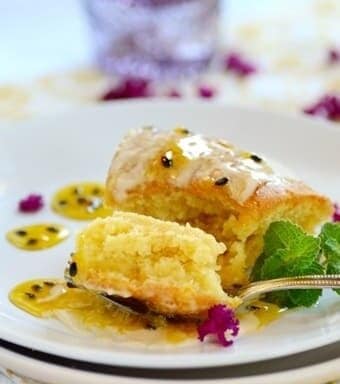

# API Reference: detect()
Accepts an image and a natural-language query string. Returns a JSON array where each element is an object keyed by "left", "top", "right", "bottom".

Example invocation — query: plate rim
[
  {"left": 1, "top": 98, "right": 339, "bottom": 135},
  {"left": 0, "top": 338, "right": 340, "bottom": 382},
  {"left": 1, "top": 100, "right": 339, "bottom": 370}
]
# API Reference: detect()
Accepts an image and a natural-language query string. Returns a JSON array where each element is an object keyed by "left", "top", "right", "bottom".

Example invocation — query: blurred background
[{"left": 0, "top": 0, "right": 339, "bottom": 121}]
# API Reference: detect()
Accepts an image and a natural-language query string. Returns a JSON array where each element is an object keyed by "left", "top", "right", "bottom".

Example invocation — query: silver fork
[
  {"left": 237, "top": 274, "right": 340, "bottom": 302},
  {"left": 66, "top": 271, "right": 340, "bottom": 317}
]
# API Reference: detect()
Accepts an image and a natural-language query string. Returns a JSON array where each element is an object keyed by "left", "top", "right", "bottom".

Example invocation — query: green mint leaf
[
  {"left": 320, "top": 222, "right": 340, "bottom": 257},
  {"left": 263, "top": 221, "right": 305, "bottom": 256},
  {"left": 260, "top": 250, "right": 287, "bottom": 280},
  {"left": 263, "top": 221, "right": 320, "bottom": 265},
  {"left": 250, "top": 252, "right": 266, "bottom": 282},
  {"left": 287, "top": 261, "right": 324, "bottom": 307},
  {"left": 320, "top": 222, "right": 340, "bottom": 295},
  {"left": 265, "top": 291, "right": 295, "bottom": 308},
  {"left": 261, "top": 254, "right": 323, "bottom": 308},
  {"left": 252, "top": 221, "right": 323, "bottom": 307}
]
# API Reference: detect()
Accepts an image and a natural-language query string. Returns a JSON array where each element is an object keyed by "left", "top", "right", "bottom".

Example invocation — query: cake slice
[
  {"left": 67, "top": 211, "right": 240, "bottom": 317},
  {"left": 105, "top": 128, "right": 333, "bottom": 288}
]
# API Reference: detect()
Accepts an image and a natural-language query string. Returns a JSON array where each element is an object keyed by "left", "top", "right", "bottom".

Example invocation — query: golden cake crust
[{"left": 105, "top": 129, "right": 332, "bottom": 287}]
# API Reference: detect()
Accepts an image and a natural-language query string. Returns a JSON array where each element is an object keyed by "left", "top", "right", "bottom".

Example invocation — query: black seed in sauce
[
  {"left": 92, "top": 188, "right": 100, "bottom": 195},
  {"left": 246, "top": 304, "right": 261, "bottom": 311},
  {"left": 145, "top": 322, "right": 157, "bottom": 330},
  {"left": 43, "top": 281, "right": 55, "bottom": 287},
  {"left": 69, "top": 262, "right": 78, "bottom": 277},
  {"left": 58, "top": 199, "right": 67, "bottom": 206},
  {"left": 214, "top": 177, "right": 229, "bottom": 186},
  {"left": 178, "top": 128, "right": 190, "bottom": 135},
  {"left": 25, "top": 292, "right": 36, "bottom": 299},
  {"left": 46, "top": 226, "right": 59, "bottom": 233},
  {"left": 31, "top": 284, "right": 42, "bottom": 292},
  {"left": 15, "top": 230, "right": 27, "bottom": 237},
  {"left": 67, "top": 281, "right": 77, "bottom": 288},
  {"left": 250, "top": 154, "right": 262, "bottom": 163},
  {"left": 73, "top": 187, "right": 80, "bottom": 195},
  {"left": 26, "top": 238, "right": 38, "bottom": 246},
  {"left": 77, "top": 197, "right": 88, "bottom": 205},
  {"left": 161, "top": 152, "right": 173, "bottom": 168}
]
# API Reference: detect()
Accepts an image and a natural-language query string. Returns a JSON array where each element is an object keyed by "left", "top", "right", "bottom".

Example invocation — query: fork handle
[{"left": 238, "top": 275, "right": 340, "bottom": 301}]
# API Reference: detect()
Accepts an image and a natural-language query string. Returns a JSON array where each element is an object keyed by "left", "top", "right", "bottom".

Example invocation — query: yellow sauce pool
[
  {"left": 51, "top": 182, "right": 112, "bottom": 220},
  {"left": 6, "top": 224, "right": 69, "bottom": 251},
  {"left": 239, "top": 300, "right": 286, "bottom": 328},
  {"left": 9, "top": 279, "right": 284, "bottom": 344},
  {"left": 9, "top": 279, "right": 197, "bottom": 343},
  {"left": 249, "top": 300, "right": 285, "bottom": 326}
]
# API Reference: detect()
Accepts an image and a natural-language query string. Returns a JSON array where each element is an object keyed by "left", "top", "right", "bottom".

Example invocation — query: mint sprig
[
  {"left": 251, "top": 220, "right": 340, "bottom": 308},
  {"left": 320, "top": 222, "right": 340, "bottom": 295}
]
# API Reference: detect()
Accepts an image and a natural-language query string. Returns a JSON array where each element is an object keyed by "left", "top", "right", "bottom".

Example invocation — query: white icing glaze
[
  {"left": 108, "top": 129, "right": 287, "bottom": 204},
  {"left": 108, "top": 128, "right": 169, "bottom": 201}
]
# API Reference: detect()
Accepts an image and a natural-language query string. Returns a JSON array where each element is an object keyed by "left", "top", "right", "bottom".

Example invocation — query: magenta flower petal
[
  {"left": 167, "top": 89, "right": 181, "bottom": 98},
  {"left": 224, "top": 52, "right": 257, "bottom": 77},
  {"left": 198, "top": 85, "right": 215, "bottom": 99},
  {"left": 217, "top": 331, "right": 233, "bottom": 347},
  {"left": 100, "top": 78, "right": 152, "bottom": 101},
  {"left": 303, "top": 94, "right": 340, "bottom": 121},
  {"left": 197, "top": 305, "right": 239, "bottom": 347},
  {"left": 333, "top": 204, "right": 340, "bottom": 222},
  {"left": 328, "top": 49, "right": 340, "bottom": 64},
  {"left": 18, "top": 194, "right": 44, "bottom": 213}
]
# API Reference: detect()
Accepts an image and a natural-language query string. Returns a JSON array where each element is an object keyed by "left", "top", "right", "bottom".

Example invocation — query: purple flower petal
[
  {"left": 167, "top": 89, "right": 181, "bottom": 98},
  {"left": 303, "top": 94, "right": 340, "bottom": 121},
  {"left": 224, "top": 52, "right": 257, "bottom": 77},
  {"left": 197, "top": 304, "right": 239, "bottom": 347},
  {"left": 328, "top": 49, "right": 340, "bottom": 64},
  {"left": 18, "top": 194, "right": 44, "bottom": 213},
  {"left": 333, "top": 204, "right": 340, "bottom": 222},
  {"left": 198, "top": 85, "right": 215, "bottom": 99},
  {"left": 100, "top": 78, "right": 152, "bottom": 101}
]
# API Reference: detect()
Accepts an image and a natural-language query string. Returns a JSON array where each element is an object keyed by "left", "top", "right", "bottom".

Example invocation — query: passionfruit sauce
[
  {"left": 9, "top": 278, "right": 284, "bottom": 344},
  {"left": 51, "top": 182, "right": 112, "bottom": 220},
  {"left": 9, "top": 279, "right": 197, "bottom": 344},
  {"left": 6, "top": 224, "right": 69, "bottom": 250}
]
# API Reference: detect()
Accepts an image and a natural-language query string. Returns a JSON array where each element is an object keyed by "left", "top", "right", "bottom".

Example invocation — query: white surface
[
  {"left": 0, "top": 102, "right": 339, "bottom": 374},
  {"left": 0, "top": 0, "right": 90, "bottom": 82},
  {"left": 0, "top": 346, "right": 339, "bottom": 384}
]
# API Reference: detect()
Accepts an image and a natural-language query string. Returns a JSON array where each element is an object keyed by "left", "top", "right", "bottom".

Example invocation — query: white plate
[{"left": 0, "top": 101, "right": 340, "bottom": 382}]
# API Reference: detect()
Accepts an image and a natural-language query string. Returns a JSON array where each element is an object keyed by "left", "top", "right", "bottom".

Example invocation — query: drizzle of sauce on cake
[
  {"left": 6, "top": 224, "right": 69, "bottom": 250},
  {"left": 51, "top": 182, "right": 112, "bottom": 220},
  {"left": 107, "top": 128, "right": 285, "bottom": 204}
]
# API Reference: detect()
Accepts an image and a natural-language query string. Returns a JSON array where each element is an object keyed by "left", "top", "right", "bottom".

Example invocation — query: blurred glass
[{"left": 84, "top": 0, "right": 220, "bottom": 79}]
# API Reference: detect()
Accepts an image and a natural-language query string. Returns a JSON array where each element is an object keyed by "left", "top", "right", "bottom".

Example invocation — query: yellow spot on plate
[
  {"left": 51, "top": 182, "right": 112, "bottom": 220},
  {"left": 6, "top": 224, "right": 69, "bottom": 251},
  {"left": 239, "top": 300, "right": 286, "bottom": 329}
]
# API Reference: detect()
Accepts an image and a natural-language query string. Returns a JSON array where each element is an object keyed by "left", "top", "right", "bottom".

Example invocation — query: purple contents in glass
[{"left": 85, "top": 0, "right": 220, "bottom": 79}]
